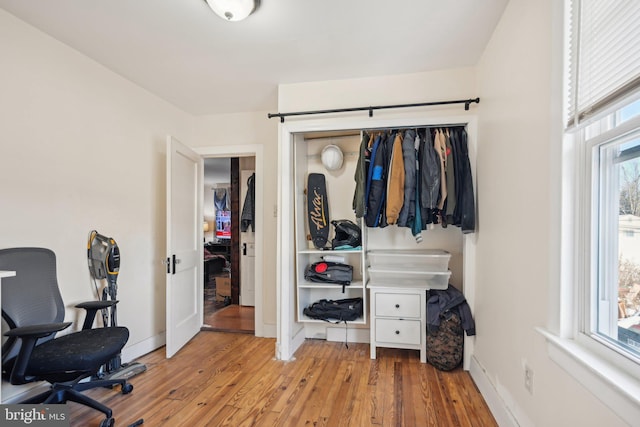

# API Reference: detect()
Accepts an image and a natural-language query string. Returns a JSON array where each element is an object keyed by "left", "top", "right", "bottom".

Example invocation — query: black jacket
[
  {"left": 364, "top": 134, "right": 388, "bottom": 227},
  {"left": 240, "top": 173, "right": 255, "bottom": 232}
]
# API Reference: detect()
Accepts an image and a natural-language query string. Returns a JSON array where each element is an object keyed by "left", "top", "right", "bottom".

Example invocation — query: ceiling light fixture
[{"left": 204, "top": 0, "right": 258, "bottom": 22}]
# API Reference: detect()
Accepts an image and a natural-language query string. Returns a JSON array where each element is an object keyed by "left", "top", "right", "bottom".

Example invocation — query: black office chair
[{"left": 0, "top": 247, "right": 133, "bottom": 427}]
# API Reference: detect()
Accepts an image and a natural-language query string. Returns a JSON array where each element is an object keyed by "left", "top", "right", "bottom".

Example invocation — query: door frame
[{"left": 195, "top": 144, "right": 264, "bottom": 337}]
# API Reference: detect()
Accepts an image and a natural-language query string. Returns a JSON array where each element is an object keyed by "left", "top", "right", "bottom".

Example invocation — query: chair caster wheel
[
  {"left": 100, "top": 417, "right": 115, "bottom": 427},
  {"left": 122, "top": 383, "right": 134, "bottom": 394}
]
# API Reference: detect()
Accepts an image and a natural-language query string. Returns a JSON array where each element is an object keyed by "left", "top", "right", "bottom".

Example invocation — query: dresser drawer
[
  {"left": 375, "top": 319, "right": 421, "bottom": 345},
  {"left": 374, "top": 293, "right": 421, "bottom": 318}
]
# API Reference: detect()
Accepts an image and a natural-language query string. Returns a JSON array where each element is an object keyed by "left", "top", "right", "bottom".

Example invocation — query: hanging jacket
[
  {"left": 419, "top": 128, "right": 440, "bottom": 227},
  {"left": 456, "top": 128, "right": 476, "bottom": 233},
  {"left": 427, "top": 284, "right": 476, "bottom": 336},
  {"left": 377, "top": 132, "right": 395, "bottom": 229},
  {"left": 444, "top": 129, "right": 456, "bottom": 222},
  {"left": 397, "top": 129, "right": 417, "bottom": 228},
  {"left": 365, "top": 134, "right": 387, "bottom": 227},
  {"left": 411, "top": 145, "right": 423, "bottom": 242},
  {"left": 353, "top": 132, "right": 370, "bottom": 218},
  {"left": 450, "top": 128, "right": 463, "bottom": 227},
  {"left": 240, "top": 172, "right": 255, "bottom": 232},
  {"left": 435, "top": 129, "right": 448, "bottom": 211},
  {"left": 385, "top": 132, "right": 405, "bottom": 225}
]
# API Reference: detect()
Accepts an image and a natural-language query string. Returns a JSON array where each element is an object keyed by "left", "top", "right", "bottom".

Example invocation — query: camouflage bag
[{"left": 426, "top": 311, "right": 464, "bottom": 371}]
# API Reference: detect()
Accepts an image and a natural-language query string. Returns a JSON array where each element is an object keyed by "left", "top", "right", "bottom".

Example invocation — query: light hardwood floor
[{"left": 70, "top": 332, "right": 497, "bottom": 427}]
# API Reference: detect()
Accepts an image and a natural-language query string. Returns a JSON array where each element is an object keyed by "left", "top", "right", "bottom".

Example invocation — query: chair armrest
[
  {"left": 4, "top": 322, "right": 72, "bottom": 339},
  {"left": 76, "top": 300, "right": 119, "bottom": 330},
  {"left": 75, "top": 300, "right": 118, "bottom": 310},
  {"left": 4, "top": 322, "right": 72, "bottom": 385}
]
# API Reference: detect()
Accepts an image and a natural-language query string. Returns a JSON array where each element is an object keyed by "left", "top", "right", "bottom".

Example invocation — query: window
[
  {"left": 567, "top": 0, "right": 640, "bottom": 371},
  {"left": 587, "top": 111, "right": 640, "bottom": 363}
]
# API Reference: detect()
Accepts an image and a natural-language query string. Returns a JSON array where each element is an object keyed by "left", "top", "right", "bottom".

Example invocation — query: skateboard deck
[{"left": 307, "top": 173, "right": 330, "bottom": 249}]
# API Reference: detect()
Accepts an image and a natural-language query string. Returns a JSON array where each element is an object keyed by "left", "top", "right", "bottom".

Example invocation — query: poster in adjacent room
[{"left": 216, "top": 210, "right": 231, "bottom": 239}]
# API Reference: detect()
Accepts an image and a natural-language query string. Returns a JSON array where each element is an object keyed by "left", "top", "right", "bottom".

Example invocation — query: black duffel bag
[
  {"left": 304, "top": 261, "right": 353, "bottom": 289},
  {"left": 303, "top": 298, "right": 363, "bottom": 322}
]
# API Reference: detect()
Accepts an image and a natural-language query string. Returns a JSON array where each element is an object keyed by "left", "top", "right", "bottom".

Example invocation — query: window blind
[{"left": 567, "top": 0, "right": 640, "bottom": 127}]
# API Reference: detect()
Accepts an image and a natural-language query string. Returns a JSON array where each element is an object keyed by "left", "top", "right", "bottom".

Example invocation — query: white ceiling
[{"left": 0, "top": 0, "right": 508, "bottom": 115}]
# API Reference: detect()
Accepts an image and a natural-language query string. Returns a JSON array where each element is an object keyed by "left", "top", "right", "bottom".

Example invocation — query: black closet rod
[{"left": 267, "top": 97, "right": 480, "bottom": 123}]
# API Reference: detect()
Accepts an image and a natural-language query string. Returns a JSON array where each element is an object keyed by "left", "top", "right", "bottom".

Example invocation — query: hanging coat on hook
[{"left": 241, "top": 172, "right": 255, "bottom": 232}]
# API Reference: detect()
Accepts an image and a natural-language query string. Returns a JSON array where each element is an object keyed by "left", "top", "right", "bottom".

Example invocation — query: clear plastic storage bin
[
  {"left": 367, "top": 249, "right": 450, "bottom": 271},
  {"left": 367, "top": 268, "right": 451, "bottom": 290}
]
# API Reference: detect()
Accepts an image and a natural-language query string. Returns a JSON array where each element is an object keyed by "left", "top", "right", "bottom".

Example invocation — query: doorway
[{"left": 202, "top": 156, "right": 256, "bottom": 334}]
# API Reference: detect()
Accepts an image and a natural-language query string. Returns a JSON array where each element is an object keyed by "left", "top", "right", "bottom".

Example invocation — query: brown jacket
[{"left": 386, "top": 132, "right": 405, "bottom": 224}]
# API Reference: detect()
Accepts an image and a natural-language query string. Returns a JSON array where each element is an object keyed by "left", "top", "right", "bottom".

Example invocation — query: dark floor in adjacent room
[{"left": 203, "top": 274, "right": 254, "bottom": 334}]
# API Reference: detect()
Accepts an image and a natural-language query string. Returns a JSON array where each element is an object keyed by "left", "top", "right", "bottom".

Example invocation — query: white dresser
[{"left": 366, "top": 250, "right": 450, "bottom": 363}]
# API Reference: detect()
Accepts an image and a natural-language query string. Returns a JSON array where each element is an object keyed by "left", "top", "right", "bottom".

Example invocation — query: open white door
[
  {"left": 240, "top": 170, "right": 256, "bottom": 306},
  {"left": 166, "top": 135, "right": 202, "bottom": 358}
]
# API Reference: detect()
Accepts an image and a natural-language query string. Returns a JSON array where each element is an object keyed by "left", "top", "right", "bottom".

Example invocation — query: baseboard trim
[
  {"left": 285, "top": 326, "right": 307, "bottom": 360},
  {"left": 121, "top": 332, "right": 165, "bottom": 362},
  {"left": 469, "top": 356, "right": 518, "bottom": 427},
  {"left": 1, "top": 382, "right": 49, "bottom": 404},
  {"left": 261, "top": 323, "right": 277, "bottom": 338}
]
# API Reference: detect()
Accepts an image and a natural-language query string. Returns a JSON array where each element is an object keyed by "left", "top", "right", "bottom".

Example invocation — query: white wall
[
  {"left": 278, "top": 67, "right": 478, "bottom": 114},
  {"left": 475, "top": 0, "right": 627, "bottom": 426},
  {"left": 0, "top": 10, "right": 193, "bottom": 400},
  {"left": 193, "top": 112, "right": 278, "bottom": 330}
]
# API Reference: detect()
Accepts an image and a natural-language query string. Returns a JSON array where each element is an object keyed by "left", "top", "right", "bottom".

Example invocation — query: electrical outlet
[{"left": 524, "top": 365, "right": 534, "bottom": 394}]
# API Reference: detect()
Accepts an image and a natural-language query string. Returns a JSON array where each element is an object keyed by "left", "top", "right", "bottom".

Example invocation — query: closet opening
[
  {"left": 202, "top": 156, "right": 256, "bottom": 334},
  {"left": 277, "top": 115, "right": 478, "bottom": 367}
]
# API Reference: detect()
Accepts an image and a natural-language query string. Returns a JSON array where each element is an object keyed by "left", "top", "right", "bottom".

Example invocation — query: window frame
[
  {"left": 576, "top": 112, "right": 640, "bottom": 374},
  {"left": 538, "top": 108, "right": 640, "bottom": 426}
]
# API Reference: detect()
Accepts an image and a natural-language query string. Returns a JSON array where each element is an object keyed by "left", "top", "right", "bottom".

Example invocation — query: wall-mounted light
[{"left": 204, "top": 0, "right": 258, "bottom": 22}]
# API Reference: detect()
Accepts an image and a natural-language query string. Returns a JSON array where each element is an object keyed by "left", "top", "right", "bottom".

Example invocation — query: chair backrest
[{"left": 0, "top": 248, "right": 66, "bottom": 363}]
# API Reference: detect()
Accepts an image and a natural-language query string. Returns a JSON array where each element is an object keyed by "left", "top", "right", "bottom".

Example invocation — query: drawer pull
[
  {"left": 395, "top": 304, "right": 400, "bottom": 308},
  {"left": 395, "top": 330, "right": 400, "bottom": 335}
]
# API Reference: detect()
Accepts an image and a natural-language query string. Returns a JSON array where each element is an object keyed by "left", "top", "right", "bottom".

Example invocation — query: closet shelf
[
  {"left": 297, "top": 249, "right": 363, "bottom": 255},
  {"left": 298, "top": 314, "right": 366, "bottom": 324},
  {"left": 298, "top": 280, "right": 364, "bottom": 289}
]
